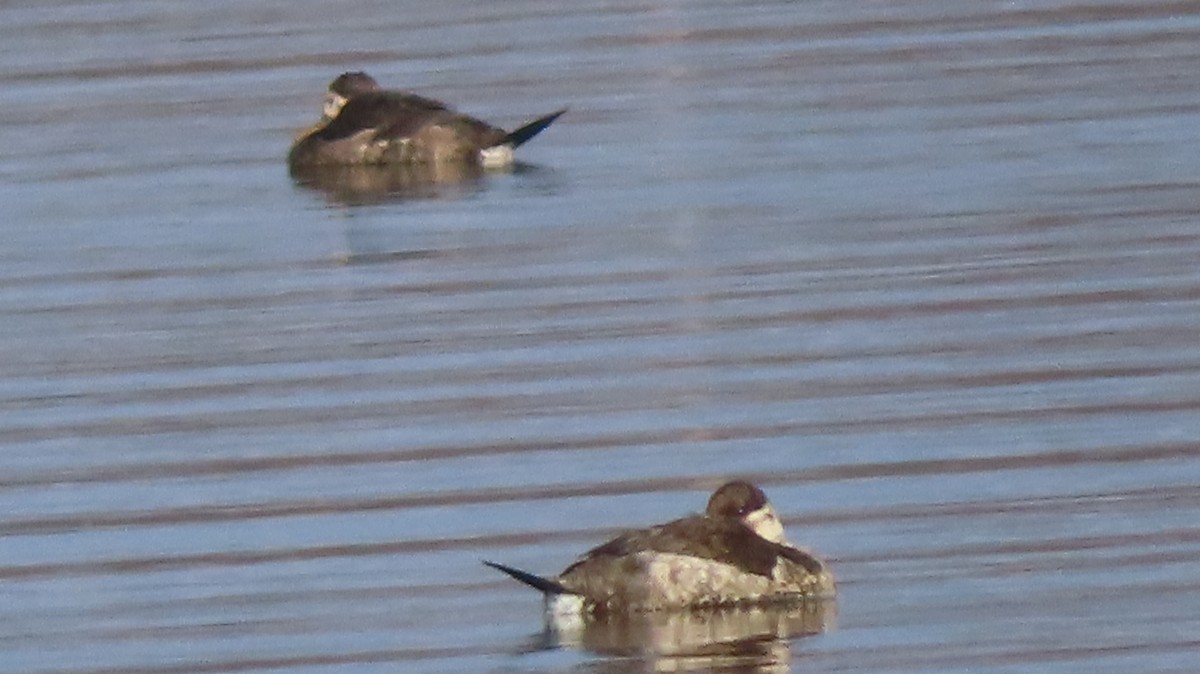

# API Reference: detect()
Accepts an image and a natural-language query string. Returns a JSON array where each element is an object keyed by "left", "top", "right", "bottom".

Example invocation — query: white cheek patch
[
  {"left": 323, "top": 93, "right": 348, "bottom": 121},
  {"left": 744, "top": 505, "right": 786, "bottom": 544}
]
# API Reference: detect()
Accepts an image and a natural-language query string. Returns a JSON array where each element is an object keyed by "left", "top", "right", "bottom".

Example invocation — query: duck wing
[
  {"left": 316, "top": 91, "right": 451, "bottom": 141},
  {"left": 564, "top": 516, "right": 782, "bottom": 578}
]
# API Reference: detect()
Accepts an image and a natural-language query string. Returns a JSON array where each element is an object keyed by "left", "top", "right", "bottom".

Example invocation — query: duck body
[
  {"left": 288, "top": 72, "right": 564, "bottom": 168},
  {"left": 485, "top": 481, "right": 835, "bottom": 615}
]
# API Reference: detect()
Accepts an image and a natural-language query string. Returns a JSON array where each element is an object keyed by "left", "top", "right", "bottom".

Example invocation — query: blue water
[{"left": 3, "top": 1, "right": 1200, "bottom": 673}]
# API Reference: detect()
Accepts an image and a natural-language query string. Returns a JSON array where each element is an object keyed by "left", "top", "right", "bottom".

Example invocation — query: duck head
[
  {"left": 706, "top": 481, "right": 787, "bottom": 544},
  {"left": 322, "top": 71, "right": 380, "bottom": 121}
]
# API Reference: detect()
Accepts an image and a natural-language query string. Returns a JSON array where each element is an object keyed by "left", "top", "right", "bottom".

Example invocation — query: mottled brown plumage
[
  {"left": 288, "top": 71, "right": 565, "bottom": 167},
  {"left": 485, "top": 481, "right": 835, "bottom": 613}
]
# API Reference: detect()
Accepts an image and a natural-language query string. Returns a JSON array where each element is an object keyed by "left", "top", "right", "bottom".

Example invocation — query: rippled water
[{"left": 3, "top": 1, "right": 1200, "bottom": 673}]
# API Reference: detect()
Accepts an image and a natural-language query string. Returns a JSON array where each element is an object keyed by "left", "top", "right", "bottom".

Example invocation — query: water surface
[{"left": 3, "top": 1, "right": 1200, "bottom": 673}]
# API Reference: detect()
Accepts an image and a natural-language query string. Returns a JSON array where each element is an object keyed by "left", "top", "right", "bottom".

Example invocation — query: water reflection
[
  {"left": 527, "top": 601, "right": 834, "bottom": 673},
  {"left": 5, "top": 0, "right": 1200, "bottom": 672},
  {"left": 288, "top": 161, "right": 489, "bottom": 205},
  {"left": 288, "top": 160, "right": 561, "bottom": 205}
]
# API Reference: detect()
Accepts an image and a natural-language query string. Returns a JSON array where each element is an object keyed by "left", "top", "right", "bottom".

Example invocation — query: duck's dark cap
[
  {"left": 329, "top": 71, "right": 380, "bottom": 98},
  {"left": 706, "top": 481, "right": 769, "bottom": 518}
]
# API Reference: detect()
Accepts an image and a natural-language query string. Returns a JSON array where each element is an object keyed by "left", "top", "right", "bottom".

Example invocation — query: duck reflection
[
  {"left": 530, "top": 600, "right": 834, "bottom": 673},
  {"left": 288, "top": 161, "right": 492, "bottom": 206}
]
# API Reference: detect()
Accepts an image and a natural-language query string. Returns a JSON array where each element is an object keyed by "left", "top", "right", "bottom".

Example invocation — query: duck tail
[
  {"left": 483, "top": 560, "right": 570, "bottom": 595},
  {"left": 500, "top": 108, "right": 567, "bottom": 149}
]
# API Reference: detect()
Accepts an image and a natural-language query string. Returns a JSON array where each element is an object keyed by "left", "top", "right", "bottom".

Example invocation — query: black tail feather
[
  {"left": 500, "top": 108, "right": 567, "bottom": 149},
  {"left": 483, "top": 560, "right": 569, "bottom": 595}
]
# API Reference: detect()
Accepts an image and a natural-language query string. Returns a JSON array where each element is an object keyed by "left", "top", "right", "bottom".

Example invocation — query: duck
[
  {"left": 484, "top": 481, "right": 835, "bottom": 615},
  {"left": 288, "top": 71, "right": 566, "bottom": 168}
]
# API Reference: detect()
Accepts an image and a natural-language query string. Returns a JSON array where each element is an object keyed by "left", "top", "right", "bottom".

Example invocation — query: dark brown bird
[{"left": 289, "top": 71, "right": 565, "bottom": 168}]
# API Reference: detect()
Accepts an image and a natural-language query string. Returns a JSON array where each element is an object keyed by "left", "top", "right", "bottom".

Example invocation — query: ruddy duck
[
  {"left": 485, "top": 481, "right": 835, "bottom": 614},
  {"left": 288, "top": 71, "right": 565, "bottom": 168}
]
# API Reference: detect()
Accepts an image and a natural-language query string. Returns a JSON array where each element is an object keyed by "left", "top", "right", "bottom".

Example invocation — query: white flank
[{"left": 638, "top": 551, "right": 773, "bottom": 607}]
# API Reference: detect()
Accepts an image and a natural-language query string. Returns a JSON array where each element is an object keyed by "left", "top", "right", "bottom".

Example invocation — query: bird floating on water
[
  {"left": 289, "top": 71, "right": 565, "bottom": 168},
  {"left": 484, "top": 481, "right": 835, "bottom": 616}
]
